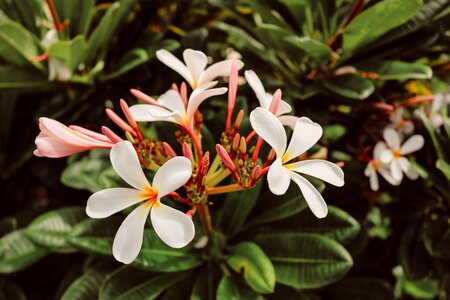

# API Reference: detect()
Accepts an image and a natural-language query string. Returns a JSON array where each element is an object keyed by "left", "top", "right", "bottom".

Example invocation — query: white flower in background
[
  {"left": 364, "top": 142, "right": 400, "bottom": 191},
  {"left": 245, "top": 70, "right": 298, "bottom": 129},
  {"left": 129, "top": 82, "right": 227, "bottom": 129},
  {"left": 41, "top": 29, "right": 71, "bottom": 81},
  {"left": 428, "top": 92, "right": 448, "bottom": 128},
  {"left": 250, "top": 108, "right": 344, "bottom": 218},
  {"left": 86, "top": 141, "right": 194, "bottom": 264},
  {"left": 156, "top": 48, "right": 244, "bottom": 89},
  {"left": 380, "top": 128, "right": 424, "bottom": 182},
  {"left": 388, "top": 107, "right": 414, "bottom": 135}
]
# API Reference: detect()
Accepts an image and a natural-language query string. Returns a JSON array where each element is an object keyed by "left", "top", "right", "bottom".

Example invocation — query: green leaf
[
  {"left": 0, "top": 279, "right": 27, "bottom": 300},
  {"left": 436, "top": 159, "right": 450, "bottom": 181},
  {"left": 323, "top": 73, "right": 375, "bottom": 100},
  {"left": 0, "top": 230, "right": 48, "bottom": 273},
  {"left": 227, "top": 242, "right": 275, "bottom": 294},
  {"left": 358, "top": 60, "right": 432, "bottom": 80},
  {"left": 54, "top": 0, "right": 95, "bottom": 36},
  {"left": 285, "top": 36, "right": 331, "bottom": 62},
  {"left": 343, "top": 0, "right": 423, "bottom": 55},
  {"left": 0, "top": 20, "right": 43, "bottom": 70},
  {"left": 217, "top": 276, "right": 264, "bottom": 300},
  {"left": 102, "top": 48, "right": 149, "bottom": 81},
  {"left": 99, "top": 267, "right": 189, "bottom": 300},
  {"left": 47, "top": 36, "right": 87, "bottom": 72},
  {"left": 26, "top": 207, "right": 87, "bottom": 252},
  {"left": 218, "top": 181, "right": 262, "bottom": 234},
  {"left": 253, "top": 233, "right": 353, "bottom": 289},
  {"left": 422, "top": 215, "right": 450, "bottom": 259},
  {"left": 399, "top": 224, "right": 431, "bottom": 280},
  {"left": 0, "top": 65, "right": 55, "bottom": 91},
  {"left": 324, "top": 277, "right": 394, "bottom": 300}
]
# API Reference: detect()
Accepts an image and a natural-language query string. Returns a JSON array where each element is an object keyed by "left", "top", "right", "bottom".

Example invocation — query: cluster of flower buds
[{"left": 34, "top": 48, "right": 346, "bottom": 264}]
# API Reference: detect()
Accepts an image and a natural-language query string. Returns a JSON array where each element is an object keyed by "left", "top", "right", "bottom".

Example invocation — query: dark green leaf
[
  {"left": 102, "top": 48, "right": 149, "bottom": 81},
  {"left": 216, "top": 276, "right": 264, "bottom": 300},
  {"left": 436, "top": 159, "right": 450, "bottom": 181},
  {"left": 286, "top": 36, "right": 331, "bottom": 62},
  {"left": 422, "top": 215, "right": 450, "bottom": 259},
  {"left": 323, "top": 73, "right": 375, "bottom": 100},
  {"left": 324, "top": 276, "right": 394, "bottom": 300},
  {"left": 253, "top": 233, "right": 353, "bottom": 289},
  {"left": 358, "top": 60, "right": 432, "bottom": 80},
  {"left": 227, "top": 242, "right": 275, "bottom": 294},
  {"left": 47, "top": 35, "right": 87, "bottom": 72},
  {"left": 0, "top": 65, "right": 54, "bottom": 91}
]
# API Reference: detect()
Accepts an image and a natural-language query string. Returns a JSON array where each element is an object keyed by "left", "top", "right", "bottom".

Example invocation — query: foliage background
[{"left": 0, "top": 0, "right": 449, "bottom": 299}]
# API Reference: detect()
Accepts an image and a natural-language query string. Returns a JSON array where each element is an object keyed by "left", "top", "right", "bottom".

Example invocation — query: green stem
[{"left": 205, "top": 183, "right": 244, "bottom": 195}]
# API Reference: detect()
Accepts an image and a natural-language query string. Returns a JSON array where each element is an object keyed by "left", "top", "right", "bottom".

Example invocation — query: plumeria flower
[
  {"left": 34, "top": 117, "right": 115, "bottom": 158},
  {"left": 245, "top": 70, "right": 298, "bottom": 129},
  {"left": 250, "top": 108, "right": 344, "bottom": 218},
  {"left": 156, "top": 48, "right": 244, "bottom": 89},
  {"left": 41, "top": 29, "right": 71, "bottom": 81},
  {"left": 364, "top": 142, "right": 400, "bottom": 191},
  {"left": 380, "top": 128, "right": 424, "bottom": 182},
  {"left": 428, "top": 93, "right": 448, "bottom": 128},
  {"left": 129, "top": 82, "right": 227, "bottom": 129},
  {"left": 86, "top": 141, "right": 194, "bottom": 264},
  {"left": 388, "top": 107, "right": 414, "bottom": 135}
]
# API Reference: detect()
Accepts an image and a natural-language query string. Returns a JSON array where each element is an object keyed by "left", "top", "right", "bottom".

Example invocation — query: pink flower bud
[
  {"left": 130, "top": 89, "right": 158, "bottom": 105},
  {"left": 105, "top": 108, "right": 137, "bottom": 136},
  {"left": 162, "top": 142, "right": 177, "bottom": 158},
  {"left": 216, "top": 144, "right": 235, "bottom": 171},
  {"left": 101, "top": 126, "right": 123, "bottom": 143}
]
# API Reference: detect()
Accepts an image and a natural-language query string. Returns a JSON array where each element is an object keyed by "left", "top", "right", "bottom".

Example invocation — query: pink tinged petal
[
  {"left": 278, "top": 115, "right": 299, "bottom": 130},
  {"left": 373, "top": 142, "right": 387, "bottom": 160},
  {"left": 383, "top": 127, "right": 401, "bottom": 149},
  {"left": 156, "top": 50, "right": 193, "bottom": 84},
  {"left": 86, "top": 188, "right": 146, "bottom": 218},
  {"left": 369, "top": 171, "right": 379, "bottom": 191},
  {"left": 290, "top": 172, "right": 328, "bottom": 218},
  {"left": 391, "top": 160, "right": 403, "bottom": 182},
  {"left": 380, "top": 149, "right": 393, "bottom": 164},
  {"left": 378, "top": 168, "right": 401, "bottom": 186},
  {"left": 267, "top": 159, "right": 291, "bottom": 195},
  {"left": 403, "top": 121, "right": 414, "bottom": 134},
  {"left": 110, "top": 141, "right": 150, "bottom": 191},
  {"left": 245, "top": 70, "right": 268, "bottom": 107},
  {"left": 151, "top": 201, "right": 195, "bottom": 248},
  {"left": 69, "top": 125, "right": 112, "bottom": 143},
  {"left": 250, "top": 107, "right": 287, "bottom": 158},
  {"left": 183, "top": 49, "right": 208, "bottom": 84},
  {"left": 400, "top": 135, "right": 424, "bottom": 155},
  {"left": 199, "top": 59, "right": 244, "bottom": 86},
  {"left": 113, "top": 202, "right": 151, "bottom": 264},
  {"left": 288, "top": 159, "right": 344, "bottom": 187},
  {"left": 33, "top": 149, "right": 44, "bottom": 157},
  {"left": 284, "top": 117, "right": 323, "bottom": 162},
  {"left": 275, "top": 100, "right": 292, "bottom": 116},
  {"left": 152, "top": 156, "right": 192, "bottom": 199},
  {"left": 35, "top": 136, "right": 89, "bottom": 158},
  {"left": 186, "top": 87, "right": 228, "bottom": 121},
  {"left": 399, "top": 157, "right": 418, "bottom": 180},
  {"left": 158, "top": 90, "right": 187, "bottom": 115}
]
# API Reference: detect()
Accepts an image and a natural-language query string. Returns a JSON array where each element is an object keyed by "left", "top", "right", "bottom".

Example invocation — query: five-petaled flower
[
  {"left": 380, "top": 128, "right": 424, "bottom": 182},
  {"left": 156, "top": 48, "right": 244, "bottom": 89},
  {"left": 250, "top": 108, "right": 344, "bottom": 218},
  {"left": 388, "top": 107, "right": 414, "bottom": 135},
  {"left": 364, "top": 142, "right": 400, "bottom": 191},
  {"left": 86, "top": 141, "right": 194, "bottom": 264}
]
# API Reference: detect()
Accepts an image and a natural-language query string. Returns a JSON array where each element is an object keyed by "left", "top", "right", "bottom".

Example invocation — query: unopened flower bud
[
  {"left": 162, "top": 142, "right": 176, "bottom": 158},
  {"left": 232, "top": 133, "right": 240, "bottom": 151},
  {"left": 182, "top": 143, "right": 192, "bottom": 161},
  {"left": 130, "top": 89, "right": 157, "bottom": 105},
  {"left": 101, "top": 126, "right": 123, "bottom": 143},
  {"left": 239, "top": 137, "right": 246, "bottom": 153},
  {"left": 105, "top": 108, "right": 137, "bottom": 136},
  {"left": 233, "top": 109, "right": 244, "bottom": 131},
  {"left": 251, "top": 165, "right": 261, "bottom": 180},
  {"left": 268, "top": 89, "right": 282, "bottom": 115},
  {"left": 216, "top": 144, "right": 235, "bottom": 171},
  {"left": 120, "top": 99, "right": 138, "bottom": 129}
]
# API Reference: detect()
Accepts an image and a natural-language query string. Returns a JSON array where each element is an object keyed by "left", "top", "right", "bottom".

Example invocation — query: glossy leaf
[
  {"left": 253, "top": 233, "right": 353, "bottom": 289},
  {"left": 358, "top": 60, "right": 432, "bottom": 80},
  {"left": 323, "top": 73, "right": 375, "bottom": 100},
  {"left": 227, "top": 242, "right": 275, "bottom": 294},
  {"left": 286, "top": 36, "right": 331, "bottom": 62},
  {"left": 216, "top": 276, "right": 264, "bottom": 300}
]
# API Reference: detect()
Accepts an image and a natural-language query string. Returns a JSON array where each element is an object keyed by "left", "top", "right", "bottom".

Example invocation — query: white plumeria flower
[
  {"left": 42, "top": 29, "right": 71, "bottom": 81},
  {"left": 380, "top": 128, "right": 424, "bottom": 182},
  {"left": 388, "top": 107, "right": 414, "bottom": 135},
  {"left": 130, "top": 82, "right": 227, "bottom": 129},
  {"left": 156, "top": 48, "right": 244, "bottom": 89},
  {"left": 428, "top": 93, "right": 447, "bottom": 128},
  {"left": 86, "top": 141, "right": 194, "bottom": 264},
  {"left": 364, "top": 142, "right": 400, "bottom": 191},
  {"left": 245, "top": 70, "right": 298, "bottom": 129},
  {"left": 250, "top": 108, "right": 344, "bottom": 218}
]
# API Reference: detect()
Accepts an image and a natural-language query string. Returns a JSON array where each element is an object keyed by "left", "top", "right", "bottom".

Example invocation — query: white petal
[
  {"left": 400, "top": 135, "right": 424, "bottom": 155},
  {"left": 113, "top": 202, "right": 151, "bottom": 264},
  {"left": 110, "top": 141, "right": 150, "bottom": 190},
  {"left": 146, "top": 106, "right": 183, "bottom": 124},
  {"left": 430, "top": 114, "right": 443, "bottom": 128},
  {"left": 249, "top": 107, "right": 287, "bottom": 158},
  {"left": 380, "top": 149, "right": 393, "bottom": 164},
  {"left": 403, "top": 121, "right": 414, "bottom": 134},
  {"left": 152, "top": 157, "right": 192, "bottom": 199},
  {"left": 151, "top": 202, "right": 195, "bottom": 248},
  {"left": 158, "top": 89, "right": 186, "bottom": 115},
  {"left": 399, "top": 157, "right": 418, "bottom": 180},
  {"left": 290, "top": 172, "right": 328, "bottom": 218},
  {"left": 275, "top": 100, "right": 292, "bottom": 116},
  {"left": 245, "top": 70, "right": 268, "bottom": 107},
  {"left": 383, "top": 127, "right": 401, "bottom": 149},
  {"left": 364, "top": 163, "right": 373, "bottom": 177},
  {"left": 432, "top": 94, "right": 444, "bottom": 112},
  {"left": 156, "top": 50, "right": 193, "bottom": 84},
  {"left": 378, "top": 167, "right": 401, "bottom": 186},
  {"left": 373, "top": 142, "right": 387, "bottom": 160},
  {"left": 199, "top": 59, "right": 244, "bottom": 86},
  {"left": 186, "top": 87, "right": 227, "bottom": 121},
  {"left": 288, "top": 159, "right": 344, "bottom": 187},
  {"left": 284, "top": 117, "right": 323, "bottom": 162},
  {"left": 267, "top": 158, "right": 291, "bottom": 195},
  {"left": 86, "top": 188, "right": 146, "bottom": 218},
  {"left": 369, "top": 172, "right": 379, "bottom": 191},
  {"left": 130, "top": 104, "right": 159, "bottom": 122},
  {"left": 391, "top": 160, "right": 403, "bottom": 182},
  {"left": 278, "top": 115, "right": 299, "bottom": 130},
  {"left": 183, "top": 49, "right": 207, "bottom": 84}
]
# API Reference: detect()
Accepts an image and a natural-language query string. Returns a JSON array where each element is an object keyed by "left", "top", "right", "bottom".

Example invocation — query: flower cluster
[{"left": 34, "top": 48, "right": 346, "bottom": 264}]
